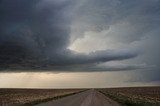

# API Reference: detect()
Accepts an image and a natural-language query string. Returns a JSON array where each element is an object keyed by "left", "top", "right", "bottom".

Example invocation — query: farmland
[
  {"left": 0, "top": 89, "right": 83, "bottom": 106},
  {"left": 98, "top": 86, "right": 160, "bottom": 106}
]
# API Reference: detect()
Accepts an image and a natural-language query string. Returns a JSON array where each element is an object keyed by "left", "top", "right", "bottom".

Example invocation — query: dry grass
[
  {"left": 98, "top": 86, "right": 160, "bottom": 106},
  {"left": 0, "top": 89, "right": 83, "bottom": 106}
]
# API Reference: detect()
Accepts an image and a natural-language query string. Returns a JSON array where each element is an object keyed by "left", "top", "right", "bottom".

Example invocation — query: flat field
[
  {"left": 0, "top": 88, "right": 83, "bottom": 106},
  {"left": 98, "top": 86, "right": 160, "bottom": 106},
  {"left": 1, "top": 87, "right": 160, "bottom": 106}
]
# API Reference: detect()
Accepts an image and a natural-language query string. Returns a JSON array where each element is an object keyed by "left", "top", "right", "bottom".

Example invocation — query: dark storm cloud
[
  {"left": 1, "top": 0, "right": 159, "bottom": 72},
  {"left": 0, "top": 0, "right": 71, "bottom": 51}
]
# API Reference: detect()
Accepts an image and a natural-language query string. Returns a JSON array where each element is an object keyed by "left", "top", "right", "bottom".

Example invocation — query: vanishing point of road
[{"left": 36, "top": 89, "right": 120, "bottom": 106}]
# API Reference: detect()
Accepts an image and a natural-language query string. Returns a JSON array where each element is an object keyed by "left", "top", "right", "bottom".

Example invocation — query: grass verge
[{"left": 99, "top": 91, "right": 160, "bottom": 106}]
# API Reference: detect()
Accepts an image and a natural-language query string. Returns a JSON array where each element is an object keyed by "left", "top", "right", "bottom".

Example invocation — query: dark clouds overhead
[{"left": 0, "top": 0, "right": 159, "bottom": 73}]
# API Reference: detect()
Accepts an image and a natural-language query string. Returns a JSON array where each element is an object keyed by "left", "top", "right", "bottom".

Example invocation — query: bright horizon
[{"left": 0, "top": 71, "right": 159, "bottom": 88}]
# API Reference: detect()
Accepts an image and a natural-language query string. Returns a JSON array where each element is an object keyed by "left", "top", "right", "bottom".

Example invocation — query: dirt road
[{"left": 36, "top": 89, "right": 120, "bottom": 106}]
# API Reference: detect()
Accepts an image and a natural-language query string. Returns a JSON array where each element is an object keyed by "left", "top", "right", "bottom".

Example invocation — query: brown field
[
  {"left": 1, "top": 87, "right": 160, "bottom": 106},
  {"left": 0, "top": 88, "right": 83, "bottom": 106},
  {"left": 98, "top": 86, "right": 160, "bottom": 106}
]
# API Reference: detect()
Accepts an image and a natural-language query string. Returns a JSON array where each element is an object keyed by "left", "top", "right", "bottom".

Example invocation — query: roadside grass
[
  {"left": 99, "top": 91, "right": 160, "bottom": 106},
  {"left": 20, "top": 90, "right": 86, "bottom": 106}
]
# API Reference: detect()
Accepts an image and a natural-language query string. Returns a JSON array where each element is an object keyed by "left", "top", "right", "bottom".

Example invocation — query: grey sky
[
  {"left": 0, "top": 0, "right": 141, "bottom": 70},
  {"left": 0, "top": 0, "right": 160, "bottom": 87}
]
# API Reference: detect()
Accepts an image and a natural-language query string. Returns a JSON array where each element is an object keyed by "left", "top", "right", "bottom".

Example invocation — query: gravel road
[{"left": 36, "top": 89, "right": 120, "bottom": 106}]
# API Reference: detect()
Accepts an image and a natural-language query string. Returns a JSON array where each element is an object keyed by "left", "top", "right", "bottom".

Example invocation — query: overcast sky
[{"left": 0, "top": 0, "right": 160, "bottom": 88}]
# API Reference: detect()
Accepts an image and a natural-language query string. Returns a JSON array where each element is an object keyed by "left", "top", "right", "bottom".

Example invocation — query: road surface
[{"left": 36, "top": 89, "right": 120, "bottom": 106}]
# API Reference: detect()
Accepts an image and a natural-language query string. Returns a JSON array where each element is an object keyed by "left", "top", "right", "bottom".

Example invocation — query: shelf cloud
[{"left": 0, "top": 0, "right": 160, "bottom": 75}]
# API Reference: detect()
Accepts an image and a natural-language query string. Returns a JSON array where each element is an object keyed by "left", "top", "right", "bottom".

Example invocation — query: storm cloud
[{"left": 0, "top": 0, "right": 160, "bottom": 73}]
